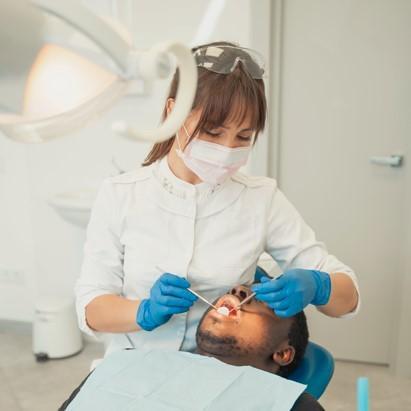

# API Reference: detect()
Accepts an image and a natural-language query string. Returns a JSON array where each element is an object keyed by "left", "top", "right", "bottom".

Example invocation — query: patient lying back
[{"left": 60, "top": 284, "right": 324, "bottom": 410}]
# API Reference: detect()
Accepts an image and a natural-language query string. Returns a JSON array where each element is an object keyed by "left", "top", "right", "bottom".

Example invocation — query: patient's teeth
[{"left": 217, "top": 307, "right": 230, "bottom": 316}]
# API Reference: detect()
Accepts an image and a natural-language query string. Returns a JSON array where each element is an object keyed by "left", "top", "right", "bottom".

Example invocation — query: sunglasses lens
[{"left": 194, "top": 46, "right": 265, "bottom": 79}]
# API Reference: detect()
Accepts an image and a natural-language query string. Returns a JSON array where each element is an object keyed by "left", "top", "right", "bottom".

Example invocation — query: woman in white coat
[{"left": 75, "top": 42, "right": 359, "bottom": 356}]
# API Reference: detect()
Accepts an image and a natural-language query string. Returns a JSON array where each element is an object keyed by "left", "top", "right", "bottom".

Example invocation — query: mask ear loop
[
  {"left": 176, "top": 123, "right": 198, "bottom": 157},
  {"left": 175, "top": 130, "right": 184, "bottom": 155},
  {"left": 175, "top": 123, "right": 194, "bottom": 156}
]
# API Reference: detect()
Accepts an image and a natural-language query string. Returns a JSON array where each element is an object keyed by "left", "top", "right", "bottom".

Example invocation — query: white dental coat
[{"left": 75, "top": 157, "right": 360, "bottom": 356}]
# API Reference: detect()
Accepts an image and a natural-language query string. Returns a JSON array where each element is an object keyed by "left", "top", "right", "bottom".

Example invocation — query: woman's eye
[
  {"left": 238, "top": 136, "right": 252, "bottom": 141},
  {"left": 206, "top": 131, "right": 221, "bottom": 137}
]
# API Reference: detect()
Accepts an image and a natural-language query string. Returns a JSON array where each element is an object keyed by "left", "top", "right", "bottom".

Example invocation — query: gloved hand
[
  {"left": 251, "top": 269, "right": 331, "bottom": 317},
  {"left": 136, "top": 273, "right": 197, "bottom": 331}
]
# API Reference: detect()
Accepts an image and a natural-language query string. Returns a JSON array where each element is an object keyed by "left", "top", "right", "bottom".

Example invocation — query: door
[{"left": 272, "top": 0, "right": 409, "bottom": 363}]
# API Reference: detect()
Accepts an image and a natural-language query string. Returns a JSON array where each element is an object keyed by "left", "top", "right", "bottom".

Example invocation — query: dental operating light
[{"left": 0, "top": 0, "right": 197, "bottom": 144}]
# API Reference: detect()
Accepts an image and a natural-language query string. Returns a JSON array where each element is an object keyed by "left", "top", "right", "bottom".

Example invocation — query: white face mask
[{"left": 176, "top": 125, "right": 253, "bottom": 185}]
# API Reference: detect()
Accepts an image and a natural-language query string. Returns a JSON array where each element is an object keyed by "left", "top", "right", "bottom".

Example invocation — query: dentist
[{"left": 75, "top": 42, "right": 359, "bottom": 356}]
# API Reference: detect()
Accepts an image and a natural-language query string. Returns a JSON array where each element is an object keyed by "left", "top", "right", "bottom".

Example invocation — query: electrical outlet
[{"left": 0, "top": 267, "right": 25, "bottom": 285}]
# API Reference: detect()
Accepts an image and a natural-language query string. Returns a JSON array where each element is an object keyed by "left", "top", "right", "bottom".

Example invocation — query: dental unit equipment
[{"left": 0, "top": 0, "right": 197, "bottom": 143}]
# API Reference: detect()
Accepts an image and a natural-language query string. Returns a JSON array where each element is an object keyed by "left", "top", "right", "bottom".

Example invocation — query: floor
[{"left": 1, "top": 320, "right": 410, "bottom": 410}]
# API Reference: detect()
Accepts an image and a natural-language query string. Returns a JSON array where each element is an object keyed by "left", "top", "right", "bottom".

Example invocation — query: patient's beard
[
  {"left": 196, "top": 328, "right": 280, "bottom": 373},
  {"left": 196, "top": 329, "right": 279, "bottom": 374},
  {"left": 196, "top": 329, "right": 241, "bottom": 358},
  {"left": 196, "top": 329, "right": 270, "bottom": 368}
]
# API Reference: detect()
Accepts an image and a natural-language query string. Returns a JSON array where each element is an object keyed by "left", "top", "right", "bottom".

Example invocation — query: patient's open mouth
[
  {"left": 220, "top": 302, "right": 237, "bottom": 316},
  {"left": 215, "top": 295, "right": 240, "bottom": 318}
]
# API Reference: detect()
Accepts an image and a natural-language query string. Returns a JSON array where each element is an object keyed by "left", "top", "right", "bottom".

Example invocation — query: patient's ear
[
  {"left": 166, "top": 98, "right": 175, "bottom": 116},
  {"left": 272, "top": 342, "right": 296, "bottom": 366}
]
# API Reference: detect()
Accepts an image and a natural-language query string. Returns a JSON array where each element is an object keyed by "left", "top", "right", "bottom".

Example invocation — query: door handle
[{"left": 369, "top": 155, "right": 403, "bottom": 168}]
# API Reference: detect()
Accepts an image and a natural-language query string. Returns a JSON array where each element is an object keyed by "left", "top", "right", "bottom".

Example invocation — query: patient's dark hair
[{"left": 277, "top": 311, "right": 309, "bottom": 377}]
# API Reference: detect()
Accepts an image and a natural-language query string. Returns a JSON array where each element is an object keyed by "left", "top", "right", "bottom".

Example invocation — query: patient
[
  {"left": 196, "top": 284, "right": 309, "bottom": 377},
  {"left": 60, "top": 285, "right": 323, "bottom": 410}
]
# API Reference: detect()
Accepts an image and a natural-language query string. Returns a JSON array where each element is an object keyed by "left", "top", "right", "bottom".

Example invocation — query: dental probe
[
  {"left": 235, "top": 292, "right": 256, "bottom": 309},
  {"left": 187, "top": 288, "right": 218, "bottom": 310}
]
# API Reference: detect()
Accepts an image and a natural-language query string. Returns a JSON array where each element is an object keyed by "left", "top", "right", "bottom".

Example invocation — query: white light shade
[
  {"left": 0, "top": 1, "right": 197, "bottom": 143},
  {"left": 24, "top": 44, "right": 116, "bottom": 118}
]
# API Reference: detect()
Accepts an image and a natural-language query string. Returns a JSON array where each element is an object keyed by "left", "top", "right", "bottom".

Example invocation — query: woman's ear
[
  {"left": 272, "top": 342, "right": 296, "bottom": 367},
  {"left": 166, "top": 98, "right": 175, "bottom": 116}
]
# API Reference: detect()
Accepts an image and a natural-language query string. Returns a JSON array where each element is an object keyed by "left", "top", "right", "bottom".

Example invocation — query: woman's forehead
[
  {"left": 220, "top": 118, "right": 254, "bottom": 131},
  {"left": 210, "top": 109, "right": 254, "bottom": 130}
]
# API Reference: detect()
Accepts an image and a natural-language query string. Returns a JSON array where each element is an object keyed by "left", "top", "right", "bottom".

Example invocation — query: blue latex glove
[
  {"left": 251, "top": 269, "right": 331, "bottom": 317},
  {"left": 136, "top": 273, "right": 197, "bottom": 331}
]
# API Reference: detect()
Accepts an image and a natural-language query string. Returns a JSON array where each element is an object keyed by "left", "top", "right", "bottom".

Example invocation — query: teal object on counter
[{"left": 357, "top": 377, "right": 369, "bottom": 411}]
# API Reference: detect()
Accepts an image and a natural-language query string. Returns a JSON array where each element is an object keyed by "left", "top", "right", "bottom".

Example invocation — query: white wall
[
  {"left": 0, "top": 139, "right": 36, "bottom": 320},
  {"left": 0, "top": 0, "right": 252, "bottom": 321}
]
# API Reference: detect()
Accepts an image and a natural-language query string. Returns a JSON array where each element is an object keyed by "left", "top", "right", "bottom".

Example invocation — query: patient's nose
[{"left": 229, "top": 285, "right": 252, "bottom": 303}]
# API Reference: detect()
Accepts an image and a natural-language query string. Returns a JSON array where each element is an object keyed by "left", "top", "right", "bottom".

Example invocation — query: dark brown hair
[{"left": 142, "top": 41, "right": 267, "bottom": 166}]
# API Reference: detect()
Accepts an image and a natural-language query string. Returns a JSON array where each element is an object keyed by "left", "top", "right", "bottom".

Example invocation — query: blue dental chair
[{"left": 254, "top": 266, "right": 334, "bottom": 399}]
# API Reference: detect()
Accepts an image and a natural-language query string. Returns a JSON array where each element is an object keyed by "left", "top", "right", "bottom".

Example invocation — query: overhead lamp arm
[{"left": 0, "top": 0, "right": 197, "bottom": 143}]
